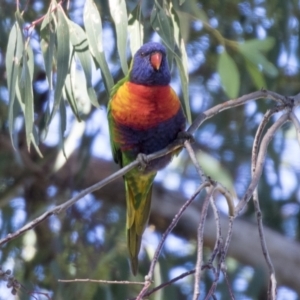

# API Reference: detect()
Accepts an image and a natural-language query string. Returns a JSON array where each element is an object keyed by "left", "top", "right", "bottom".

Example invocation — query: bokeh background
[{"left": 0, "top": 0, "right": 300, "bottom": 299}]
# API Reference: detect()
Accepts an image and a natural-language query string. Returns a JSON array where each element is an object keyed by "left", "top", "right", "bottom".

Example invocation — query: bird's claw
[
  {"left": 137, "top": 153, "right": 149, "bottom": 171},
  {"left": 176, "top": 131, "right": 195, "bottom": 144}
]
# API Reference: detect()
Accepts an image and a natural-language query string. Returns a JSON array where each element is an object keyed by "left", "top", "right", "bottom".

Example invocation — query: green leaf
[
  {"left": 151, "top": 0, "right": 175, "bottom": 58},
  {"left": 19, "top": 50, "right": 34, "bottom": 150},
  {"left": 30, "top": 129, "right": 43, "bottom": 158},
  {"left": 240, "top": 37, "right": 275, "bottom": 52},
  {"left": 69, "top": 21, "right": 98, "bottom": 107},
  {"left": 217, "top": 51, "right": 240, "bottom": 99},
  {"left": 245, "top": 60, "right": 267, "bottom": 90},
  {"left": 174, "top": 40, "right": 192, "bottom": 123},
  {"left": 170, "top": 3, "right": 180, "bottom": 46},
  {"left": 128, "top": 4, "right": 143, "bottom": 57},
  {"left": 64, "top": 74, "right": 80, "bottom": 121},
  {"left": 84, "top": 0, "right": 114, "bottom": 93},
  {"left": 59, "top": 96, "right": 67, "bottom": 159},
  {"left": 6, "top": 20, "right": 23, "bottom": 148},
  {"left": 173, "top": 0, "right": 208, "bottom": 22},
  {"left": 149, "top": 2, "right": 191, "bottom": 123},
  {"left": 109, "top": 0, "right": 128, "bottom": 75},
  {"left": 40, "top": 10, "right": 56, "bottom": 89},
  {"left": 169, "top": 5, "right": 191, "bottom": 123},
  {"left": 49, "top": 6, "right": 70, "bottom": 124},
  {"left": 238, "top": 39, "right": 278, "bottom": 77},
  {"left": 87, "top": 87, "right": 98, "bottom": 108}
]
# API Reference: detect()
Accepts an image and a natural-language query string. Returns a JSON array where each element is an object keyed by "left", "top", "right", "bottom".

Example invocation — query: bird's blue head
[{"left": 129, "top": 42, "right": 171, "bottom": 86}]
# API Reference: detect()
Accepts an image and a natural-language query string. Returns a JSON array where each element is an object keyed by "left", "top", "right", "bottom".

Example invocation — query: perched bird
[{"left": 107, "top": 42, "right": 186, "bottom": 275}]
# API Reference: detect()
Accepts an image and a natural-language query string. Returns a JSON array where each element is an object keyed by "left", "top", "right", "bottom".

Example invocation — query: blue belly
[{"left": 117, "top": 109, "right": 186, "bottom": 172}]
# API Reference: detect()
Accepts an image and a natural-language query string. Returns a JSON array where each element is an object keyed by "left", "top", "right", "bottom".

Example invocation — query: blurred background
[{"left": 0, "top": 0, "right": 300, "bottom": 299}]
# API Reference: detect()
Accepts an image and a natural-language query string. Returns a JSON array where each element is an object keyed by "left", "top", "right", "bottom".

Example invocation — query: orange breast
[{"left": 111, "top": 82, "right": 181, "bottom": 130}]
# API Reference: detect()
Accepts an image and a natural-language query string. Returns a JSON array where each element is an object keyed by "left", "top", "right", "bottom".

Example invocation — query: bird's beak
[{"left": 150, "top": 51, "right": 162, "bottom": 70}]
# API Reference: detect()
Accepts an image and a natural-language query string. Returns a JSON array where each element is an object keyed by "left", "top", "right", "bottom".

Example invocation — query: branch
[
  {"left": 193, "top": 187, "right": 215, "bottom": 300},
  {"left": 289, "top": 110, "right": 300, "bottom": 147},
  {"left": 58, "top": 279, "right": 144, "bottom": 285},
  {"left": 234, "top": 112, "right": 290, "bottom": 215},
  {"left": 251, "top": 109, "right": 280, "bottom": 299},
  {"left": 0, "top": 90, "right": 297, "bottom": 247}
]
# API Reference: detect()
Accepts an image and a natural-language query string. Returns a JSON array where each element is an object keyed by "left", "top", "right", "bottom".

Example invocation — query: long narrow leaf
[
  {"left": 128, "top": 4, "right": 144, "bottom": 57},
  {"left": 109, "top": 0, "right": 128, "bottom": 75},
  {"left": 176, "top": 39, "right": 191, "bottom": 123},
  {"left": 64, "top": 74, "right": 80, "bottom": 120},
  {"left": 49, "top": 6, "right": 70, "bottom": 124},
  {"left": 6, "top": 20, "right": 24, "bottom": 147},
  {"left": 84, "top": 0, "right": 114, "bottom": 94},
  {"left": 217, "top": 51, "right": 240, "bottom": 99},
  {"left": 151, "top": 2, "right": 191, "bottom": 123},
  {"left": 41, "top": 11, "right": 56, "bottom": 89},
  {"left": 19, "top": 51, "right": 34, "bottom": 150},
  {"left": 151, "top": 0, "right": 176, "bottom": 71},
  {"left": 69, "top": 21, "right": 98, "bottom": 107}
]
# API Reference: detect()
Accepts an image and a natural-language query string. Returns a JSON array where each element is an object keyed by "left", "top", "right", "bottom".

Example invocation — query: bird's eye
[{"left": 140, "top": 52, "right": 146, "bottom": 57}]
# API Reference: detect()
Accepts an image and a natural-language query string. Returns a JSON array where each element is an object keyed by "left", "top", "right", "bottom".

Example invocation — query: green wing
[{"left": 107, "top": 72, "right": 130, "bottom": 166}]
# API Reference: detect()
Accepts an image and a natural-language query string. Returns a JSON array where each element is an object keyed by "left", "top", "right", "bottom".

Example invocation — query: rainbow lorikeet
[{"left": 107, "top": 42, "right": 186, "bottom": 275}]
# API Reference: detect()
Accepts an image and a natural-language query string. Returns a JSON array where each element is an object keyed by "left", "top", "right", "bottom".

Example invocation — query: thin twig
[
  {"left": 251, "top": 106, "right": 282, "bottom": 173},
  {"left": 141, "top": 264, "right": 216, "bottom": 299},
  {"left": 252, "top": 189, "right": 277, "bottom": 300},
  {"left": 207, "top": 196, "right": 222, "bottom": 265},
  {"left": 147, "top": 182, "right": 209, "bottom": 278},
  {"left": 193, "top": 187, "right": 215, "bottom": 300},
  {"left": 205, "top": 215, "right": 234, "bottom": 299},
  {"left": 142, "top": 269, "right": 196, "bottom": 298},
  {"left": 58, "top": 279, "right": 144, "bottom": 285},
  {"left": 214, "top": 183, "right": 235, "bottom": 217},
  {"left": 222, "top": 267, "right": 235, "bottom": 300},
  {"left": 289, "top": 111, "right": 300, "bottom": 148},
  {"left": 0, "top": 90, "right": 296, "bottom": 247},
  {"left": 184, "top": 140, "right": 207, "bottom": 182},
  {"left": 24, "top": 1, "right": 63, "bottom": 30},
  {"left": 135, "top": 280, "right": 152, "bottom": 300},
  {"left": 251, "top": 109, "right": 279, "bottom": 299},
  {"left": 0, "top": 162, "right": 137, "bottom": 246},
  {"left": 135, "top": 182, "right": 209, "bottom": 300},
  {"left": 234, "top": 112, "right": 290, "bottom": 215}
]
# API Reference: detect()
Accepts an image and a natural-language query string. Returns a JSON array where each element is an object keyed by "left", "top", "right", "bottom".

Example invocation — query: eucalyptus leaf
[
  {"left": 240, "top": 37, "right": 275, "bottom": 52},
  {"left": 170, "top": 3, "right": 180, "bottom": 46},
  {"left": 174, "top": 40, "right": 192, "bottom": 123},
  {"left": 69, "top": 21, "right": 98, "bottom": 107},
  {"left": 238, "top": 40, "right": 278, "bottom": 77},
  {"left": 109, "top": 0, "right": 128, "bottom": 75},
  {"left": 128, "top": 4, "right": 144, "bottom": 57},
  {"left": 84, "top": 0, "right": 114, "bottom": 94},
  {"left": 6, "top": 21, "right": 23, "bottom": 147},
  {"left": 40, "top": 11, "right": 56, "bottom": 89},
  {"left": 64, "top": 74, "right": 80, "bottom": 121},
  {"left": 19, "top": 52, "right": 34, "bottom": 150},
  {"left": 217, "top": 51, "right": 240, "bottom": 99},
  {"left": 245, "top": 60, "right": 267, "bottom": 90},
  {"left": 49, "top": 6, "right": 70, "bottom": 124},
  {"left": 151, "top": 0, "right": 175, "bottom": 56},
  {"left": 31, "top": 126, "right": 43, "bottom": 158},
  {"left": 59, "top": 96, "right": 67, "bottom": 159}
]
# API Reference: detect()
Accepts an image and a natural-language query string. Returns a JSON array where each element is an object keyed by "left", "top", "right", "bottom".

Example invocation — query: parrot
[{"left": 107, "top": 42, "right": 186, "bottom": 275}]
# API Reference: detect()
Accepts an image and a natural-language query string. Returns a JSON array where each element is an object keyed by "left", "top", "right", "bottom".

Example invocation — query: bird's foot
[
  {"left": 176, "top": 131, "right": 195, "bottom": 144},
  {"left": 137, "top": 153, "right": 149, "bottom": 171}
]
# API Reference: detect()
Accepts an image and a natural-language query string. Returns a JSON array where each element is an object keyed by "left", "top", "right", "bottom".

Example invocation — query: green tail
[{"left": 125, "top": 173, "right": 155, "bottom": 275}]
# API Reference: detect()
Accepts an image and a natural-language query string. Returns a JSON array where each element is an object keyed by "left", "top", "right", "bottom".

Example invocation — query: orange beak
[{"left": 150, "top": 51, "right": 162, "bottom": 70}]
